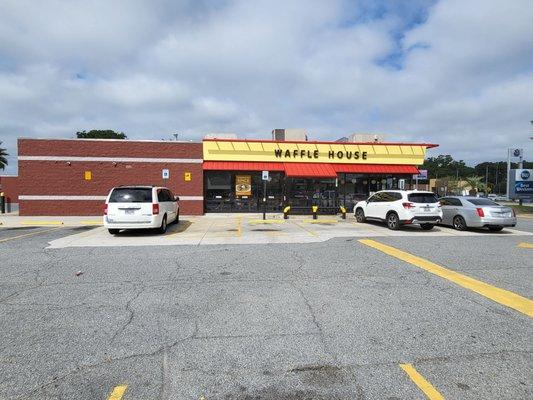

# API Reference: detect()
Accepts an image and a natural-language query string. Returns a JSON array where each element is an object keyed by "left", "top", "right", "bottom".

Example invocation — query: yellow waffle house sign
[{"left": 203, "top": 139, "right": 433, "bottom": 165}]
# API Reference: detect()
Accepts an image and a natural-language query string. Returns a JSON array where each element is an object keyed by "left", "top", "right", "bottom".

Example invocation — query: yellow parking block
[
  {"left": 360, "top": 239, "right": 533, "bottom": 317},
  {"left": 400, "top": 364, "right": 444, "bottom": 400},
  {"left": 517, "top": 242, "right": 533, "bottom": 249},
  {"left": 21, "top": 221, "right": 63, "bottom": 226}
]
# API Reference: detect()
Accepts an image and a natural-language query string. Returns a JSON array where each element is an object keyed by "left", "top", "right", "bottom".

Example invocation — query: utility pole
[
  {"left": 495, "top": 163, "right": 499, "bottom": 194},
  {"left": 506, "top": 148, "right": 511, "bottom": 200},
  {"left": 485, "top": 164, "right": 489, "bottom": 196}
]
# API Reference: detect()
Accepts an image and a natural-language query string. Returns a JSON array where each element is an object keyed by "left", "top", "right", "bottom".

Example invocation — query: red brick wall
[
  {"left": 18, "top": 138, "right": 204, "bottom": 216},
  {"left": 0, "top": 175, "right": 19, "bottom": 204}
]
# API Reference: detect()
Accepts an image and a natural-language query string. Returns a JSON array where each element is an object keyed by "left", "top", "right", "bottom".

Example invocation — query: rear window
[
  {"left": 109, "top": 188, "right": 152, "bottom": 203},
  {"left": 466, "top": 198, "right": 498, "bottom": 206},
  {"left": 407, "top": 193, "right": 439, "bottom": 203}
]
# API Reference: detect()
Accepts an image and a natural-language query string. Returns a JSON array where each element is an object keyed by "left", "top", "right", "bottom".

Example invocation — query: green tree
[
  {"left": 422, "top": 154, "right": 474, "bottom": 179},
  {"left": 0, "top": 141, "right": 8, "bottom": 170},
  {"left": 76, "top": 130, "right": 127, "bottom": 139},
  {"left": 461, "top": 176, "right": 487, "bottom": 195}
]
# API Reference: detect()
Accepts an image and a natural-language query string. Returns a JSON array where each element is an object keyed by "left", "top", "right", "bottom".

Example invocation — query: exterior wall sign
[
  {"left": 235, "top": 175, "right": 252, "bottom": 196},
  {"left": 203, "top": 140, "right": 430, "bottom": 165},
  {"left": 511, "top": 169, "right": 533, "bottom": 197},
  {"left": 162, "top": 169, "right": 170, "bottom": 179},
  {"left": 84, "top": 171, "right": 92, "bottom": 180},
  {"left": 184, "top": 172, "right": 192, "bottom": 181}
]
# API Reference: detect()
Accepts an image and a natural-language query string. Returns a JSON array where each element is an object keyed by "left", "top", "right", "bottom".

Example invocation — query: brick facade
[
  {"left": 0, "top": 175, "right": 19, "bottom": 212},
  {"left": 18, "top": 138, "right": 204, "bottom": 216}
]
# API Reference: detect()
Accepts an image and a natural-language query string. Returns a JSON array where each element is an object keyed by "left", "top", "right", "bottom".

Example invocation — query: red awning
[
  {"left": 283, "top": 163, "right": 337, "bottom": 178},
  {"left": 333, "top": 164, "right": 419, "bottom": 174},
  {"left": 203, "top": 161, "right": 285, "bottom": 171},
  {"left": 204, "top": 161, "right": 419, "bottom": 176}
]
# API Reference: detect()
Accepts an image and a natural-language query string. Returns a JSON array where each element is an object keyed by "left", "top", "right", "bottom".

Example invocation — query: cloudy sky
[{"left": 1, "top": 0, "right": 532, "bottom": 174}]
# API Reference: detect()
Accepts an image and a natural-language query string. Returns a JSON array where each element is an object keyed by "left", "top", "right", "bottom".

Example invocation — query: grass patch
[{"left": 509, "top": 205, "right": 533, "bottom": 214}]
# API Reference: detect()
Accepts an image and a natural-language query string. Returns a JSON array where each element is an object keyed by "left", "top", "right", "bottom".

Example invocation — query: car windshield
[
  {"left": 466, "top": 198, "right": 499, "bottom": 206},
  {"left": 109, "top": 188, "right": 152, "bottom": 203},
  {"left": 407, "top": 193, "right": 439, "bottom": 203}
]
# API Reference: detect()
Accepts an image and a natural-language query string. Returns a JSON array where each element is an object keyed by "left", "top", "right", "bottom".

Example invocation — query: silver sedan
[{"left": 439, "top": 196, "right": 516, "bottom": 231}]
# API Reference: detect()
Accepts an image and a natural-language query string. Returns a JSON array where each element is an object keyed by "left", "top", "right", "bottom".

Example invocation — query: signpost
[{"left": 262, "top": 171, "right": 269, "bottom": 220}]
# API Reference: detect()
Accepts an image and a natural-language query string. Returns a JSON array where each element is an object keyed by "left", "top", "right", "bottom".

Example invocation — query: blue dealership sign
[{"left": 510, "top": 169, "right": 533, "bottom": 199}]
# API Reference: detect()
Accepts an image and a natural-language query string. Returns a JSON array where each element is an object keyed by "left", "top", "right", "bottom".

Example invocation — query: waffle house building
[{"left": 11, "top": 132, "right": 436, "bottom": 216}]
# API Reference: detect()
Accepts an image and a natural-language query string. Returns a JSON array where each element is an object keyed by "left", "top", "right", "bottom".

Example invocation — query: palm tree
[
  {"left": 0, "top": 142, "right": 8, "bottom": 170},
  {"left": 461, "top": 176, "right": 486, "bottom": 196}
]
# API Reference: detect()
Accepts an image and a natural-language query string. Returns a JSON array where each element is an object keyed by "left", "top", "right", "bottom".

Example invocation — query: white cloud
[{"left": 0, "top": 0, "right": 532, "bottom": 174}]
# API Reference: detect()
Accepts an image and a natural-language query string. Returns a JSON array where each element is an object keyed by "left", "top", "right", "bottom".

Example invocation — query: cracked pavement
[{"left": 0, "top": 224, "right": 532, "bottom": 399}]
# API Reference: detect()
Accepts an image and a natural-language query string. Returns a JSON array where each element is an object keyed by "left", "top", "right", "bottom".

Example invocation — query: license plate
[
  {"left": 423, "top": 207, "right": 432, "bottom": 212},
  {"left": 125, "top": 209, "right": 134, "bottom": 215}
]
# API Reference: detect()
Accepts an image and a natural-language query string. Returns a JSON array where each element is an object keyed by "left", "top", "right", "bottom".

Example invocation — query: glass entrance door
[{"left": 285, "top": 178, "right": 338, "bottom": 213}]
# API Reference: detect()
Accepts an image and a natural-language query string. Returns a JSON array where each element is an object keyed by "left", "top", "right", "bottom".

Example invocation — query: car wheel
[
  {"left": 420, "top": 224, "right": 434, "bottom": 230},
  {"left": 175, "top": 209, "right": 180, "bottom": 224},
  {"left": 355, "top": 208, "right": 366, "bottom": 223},
  {"left": 108, "top": 229, "right": 119, "bottom": 235},
  {"left": 386, "top": 212, "right": 400, "bottom": 230},
  {"left": 453, "top": 216, "right": 467, "bottom": 231},
  {"left": 158, "top": 215, "right": 167, "bottom": 234},
  {"left": 488, "top": 226, "right": 503, "bottom": 232}
]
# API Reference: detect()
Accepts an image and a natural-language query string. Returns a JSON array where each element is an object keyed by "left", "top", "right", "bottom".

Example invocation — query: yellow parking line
[
  {"left": 248, "top": 219, "right": 284, "bottom": 224},
  {"left": 359, "top": 239, "right": 533, "bottom": 317},
  {"left": 21, "top": 221, "right": 63, "bottom": 226},
  {"left": 517, "top": 242, "right": 533, "bottom": 249},
  {"left": 400, "top": 364, "right": 444, "bottom": 400},
  {"left": 236, "top": 217, "right": 242, "bottom": 237},
  {"left": 0, "top": 227, "right": 63, "bottom": 243},
  {"left": 80, "top": 220, "right": 103, "bottom": 225},
  {"left": 302, "top": 219, "right": 338, "bottom": 224},
  {"left": 107, "top": 384, "right": 127, "bottom": 400},
  {"left": 293, "top": 221, "right": 317, "bottom": 236}
]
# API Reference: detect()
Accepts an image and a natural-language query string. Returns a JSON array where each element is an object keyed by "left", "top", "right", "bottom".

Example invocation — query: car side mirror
[{"left": 175, "top": 196, "right": 180, "bottom": 202}]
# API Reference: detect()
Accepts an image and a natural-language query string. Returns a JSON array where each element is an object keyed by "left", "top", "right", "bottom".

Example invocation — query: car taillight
[
  {"left": 152, "top": 203, "right": 159, "bottom": 215},
  {"left": 402, "top": 202, "right": 415, "bottom": 209},
  {"left": 104, "top": 204, "right": 108, "bottom": 215},
  {"left": 437, "top": 201, "right": 442, "bottom": 208},
  {"left": 476, "top": 208, "right": 484, "bottom": 217}
]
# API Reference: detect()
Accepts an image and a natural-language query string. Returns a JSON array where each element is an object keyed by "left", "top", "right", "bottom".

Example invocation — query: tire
[
  {"left": 420, "top": 224, "right": 434, "bottom": 230},
  {"left": 355, "top": 208, "right": 366, "bottom": 223},
  {"left": 175, "top": 209, "right": 180, "bottom": 224},
  {"left": 488, "top": 226, "right": 503, "bottom": 232},
  {"left": 453, "top": 215, "right": 467, "bottom": 231},
  {"left": 386, "top": 212, "right": 400, "bottom": 230},
  {"left": 158, "top": 215, "right": 168, "bottom": 234},
  {"left": 108, "top": 229, "right": 119, "bottom": 235}
]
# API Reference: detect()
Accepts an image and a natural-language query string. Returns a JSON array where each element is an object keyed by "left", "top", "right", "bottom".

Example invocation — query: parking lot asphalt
[{"left": 0, "top": 220, "right": 531, "bottom": 399}]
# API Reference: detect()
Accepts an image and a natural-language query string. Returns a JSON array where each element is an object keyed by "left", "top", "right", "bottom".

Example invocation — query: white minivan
[{"left": 104, "top": 186, "right": 179, "bottom": 234}]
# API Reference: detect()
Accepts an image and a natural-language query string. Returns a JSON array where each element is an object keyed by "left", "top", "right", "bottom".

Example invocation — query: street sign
[
  {"left": 262, "top": 171, "right": 269, "bottom": 181},
  {"left": 412, "top": 169, "right": 428, "bottom": 180},
  {"left": 162, "top": 169, "right": 170, "bottom": 179}
]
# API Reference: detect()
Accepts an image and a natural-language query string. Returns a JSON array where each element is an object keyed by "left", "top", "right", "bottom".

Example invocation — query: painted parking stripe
[
  {"left": 0, "top": 227, "right": 63, "bottom": 243},
  {"left": 400, "top": 364, "right": 444, "bottom": 400},
  {"left": 293, "top": 221, "right": 318, "bottom": 236},
  {"left": 359, "top": 239, "right": 533, "bottom": 317},
  {"left": 107, "top": 385, "right": 128, "bottom": 400},
  {"left": 517, "top": 242, "right": 533, "bottom": 249}
]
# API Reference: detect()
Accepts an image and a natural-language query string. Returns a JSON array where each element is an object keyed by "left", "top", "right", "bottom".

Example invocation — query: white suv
[
  {"left": 353, "top": 190, "right": 442, "bottom": 230},
  {"left": 104, "top": 186, "right": 179, "bottom": 234}
]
